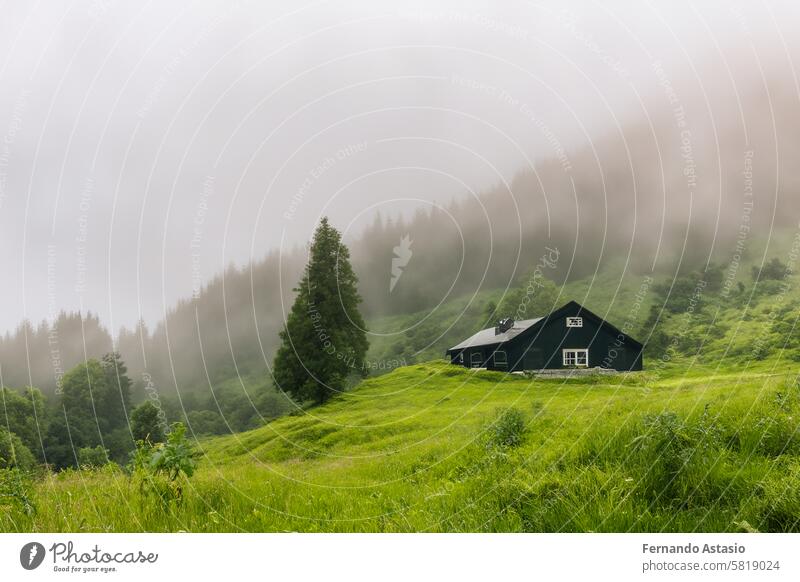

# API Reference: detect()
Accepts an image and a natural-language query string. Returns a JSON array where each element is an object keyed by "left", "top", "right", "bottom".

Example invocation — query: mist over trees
[
  {"left": 0, "top": 312, "right": 114, "bottom": 394},
  {"left": 0, "top": 348, "right": 291, "bottom": 470},
  {"left": 0, "top": 71, "right": 798, "bottom": 404}
]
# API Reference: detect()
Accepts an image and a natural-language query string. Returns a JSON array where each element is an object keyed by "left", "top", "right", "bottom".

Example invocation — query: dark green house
[{"left": 446, "top": 300, "right": 643, "bottom": 372}]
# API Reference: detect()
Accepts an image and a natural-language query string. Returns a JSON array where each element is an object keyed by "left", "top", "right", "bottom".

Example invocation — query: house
[{"left": 446, "top": 300, "right": 643, "bottom": 372}]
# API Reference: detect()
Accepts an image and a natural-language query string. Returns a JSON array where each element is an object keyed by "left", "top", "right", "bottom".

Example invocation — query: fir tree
[{"left": 273, "top": 218, "right": 368, "bottom": 404}]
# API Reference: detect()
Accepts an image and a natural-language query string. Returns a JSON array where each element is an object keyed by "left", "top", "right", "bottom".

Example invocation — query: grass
[
  {"left": 3, "top": 359, "right": 800, "bottom": 532},
  {"left": 5, "top": 237, "right": 800, "bottom": 533}
]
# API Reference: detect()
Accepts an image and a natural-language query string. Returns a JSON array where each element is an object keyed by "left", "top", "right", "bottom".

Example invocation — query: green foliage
[
  {"left": 496, "top": 275, "right": 559, "bottom": 322},
  {"left": 634, "top": 255, "right": 800, "bottom": 364},
  {"left": 129, "top": 423, "right": 197, "bottom": 508},
  {"left": 273, "top": 218, "right": 369, "bottom": 404},
  {"left": 650, "top": 273, "right": 705, "bottom": 316},
  {"left": 43, "top": 353, "right": 137, "bottom": 468},
  {"left": 367, "top": 275, "right": 559, "bottom": 369},
  {"left": 100, "top": 352, "right": 133, "bottom": 430},
  {"left": 482, "top": 301, "right": 498, "bottom": 323},
  {"left": 61, "top": 359, "right": 106, "bottom": 420},
  {"left": 0, "top": 312, "right": 113, "bottom": 395},
  {"left": 733, "top": 384, "right": 800, "bottom": 457},
  {"left": 0, "top": 387, "right": 47, "bottom": 460},
  {"left": 0, "top": 468, "right": 35, "bottom": 517},
  {"left": 4, "top": 244, "right": 800, "bottom": 532},
  {"left": 148, "top": 423, "right": 197, "bottom": 481},
  {"left": 77, "top": 445, "right": 109, "bottom": 469},
  {"left": 487, "top": 408, "right": 527, "bottom": 449},
  {"left": 141, "top": 376, "right": 293, "bottom": 437},
  {"left": 0, "top": 428, "right": 36, "bottom": 470},
  {"left": 131, "top": 401, "right": 166, "bottom": 443},
  {"left": 5, "top": 362, "right": 800, "bottom": 532},
  {"left": 752, "top": 257, "right": 788, "bottom": 281},
  {"left": 750, "top": 461, "right": 800, "bottom": 532},
  {"left": 628, "top": 409, "right": 725, "bottom": 507},
  {"left": 186, "top": 410, "right": 227, "bottom": 436},
  {"left": 104, "top": 427, "right": 135, "bottom": 464},
  {"left": 42, "top": 414, "right": 77, "bottom": 470}
]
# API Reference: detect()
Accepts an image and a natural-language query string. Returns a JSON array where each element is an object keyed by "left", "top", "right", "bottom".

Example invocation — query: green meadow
[
  {"left": 3, "top": 359, "right": 799, "bottom": 533},
  {"left": 3, "top": 235, "right": 800, "bottom": 533}
]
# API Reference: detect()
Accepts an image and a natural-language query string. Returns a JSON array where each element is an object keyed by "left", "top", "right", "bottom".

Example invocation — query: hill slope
[{"left": 6, "top": 358, "right": 800, "bottom": 532}]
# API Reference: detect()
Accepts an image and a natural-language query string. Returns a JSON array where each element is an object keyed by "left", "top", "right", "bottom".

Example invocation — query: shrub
[
  {"left": 129, "top": 422, "right": 198, "bottom": 507},
  {"left": 131, "top": 401, "right": 167, "bottom": 444},
  {"left": 487, "top": 408, "right": 527, "bottom": 449},
  {"left": 752, "top": 258, "right": 787, "bottom": 281},
  {"left": 149, "top": 423, "right": 197, "bottom": 480},
  {"left": 77, "top": 445, "right": 110, "bottom": 469},
  {"left": 0, "top": 468, "right": 35, "bottom": 516},
  {"left": 0, "top": 428, "right": 36, "bottom": 471},
  {"left": 186, "top": 410, "right": 227, "bottom": 436}
]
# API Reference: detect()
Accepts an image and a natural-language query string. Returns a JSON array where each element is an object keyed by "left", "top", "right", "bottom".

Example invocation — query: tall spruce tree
[{"left": 273, "top": 218, "right": 368, "bottom": 404}]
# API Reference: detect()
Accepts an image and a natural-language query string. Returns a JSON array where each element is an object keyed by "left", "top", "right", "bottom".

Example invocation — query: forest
[{"left": 1, "top": 63, "right": 799, "bottom": 473}]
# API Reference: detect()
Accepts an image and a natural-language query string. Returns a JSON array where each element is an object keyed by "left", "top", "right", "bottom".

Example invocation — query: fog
[{"left": 1, "top": 0, "right": 799, "bottom": 334}]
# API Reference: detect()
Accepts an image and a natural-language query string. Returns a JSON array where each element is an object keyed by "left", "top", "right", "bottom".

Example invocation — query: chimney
[{"left": 495, "top": 317, "right": 514, "bottom": 335}]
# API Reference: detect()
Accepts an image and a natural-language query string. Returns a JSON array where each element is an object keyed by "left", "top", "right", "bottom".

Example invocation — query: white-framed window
[
  {"left": 494, "top": 350, "right": 508, "bottom": 368},
  {"left": 470, "top": 352, "right": 483, "bottom": 368},
  {"left": 563, "top": 348, "right": 589, "bottom": 367},
  {"left": 566, "top": 317, "right": 583, "bottom": 328}
]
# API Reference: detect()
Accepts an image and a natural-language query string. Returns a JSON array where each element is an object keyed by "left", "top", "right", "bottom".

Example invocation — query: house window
[
  {"left": 566, "top": 317, "right": 583, "bottom": 328},
  {"left": 563, "top": 349, "right": 589, "bottom": 367},
  {"left": 470, "top": 352, "right": 483, "bottom": 368},
  {"left": 494, "top": 350, "right": 508, "bottom": 368}
]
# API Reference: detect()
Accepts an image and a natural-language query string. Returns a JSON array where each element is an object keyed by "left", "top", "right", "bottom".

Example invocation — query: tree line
[{"left": 0, "top": 350, "right": 291, "bottom": 471}]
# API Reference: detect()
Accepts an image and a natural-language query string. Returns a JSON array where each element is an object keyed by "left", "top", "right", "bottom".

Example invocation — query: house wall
[
  {"left": 448, "top": 346, "right": 501, "bottom": 369},
  {"left": 447, "top": 306, "right": 643, "bottom": 372},
  {"left": 507, "top": 309, "right": 642, "bottom": 372}
]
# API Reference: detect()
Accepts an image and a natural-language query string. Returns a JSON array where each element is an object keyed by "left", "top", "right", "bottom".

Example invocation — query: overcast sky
[{"left": 0, "top": 0, "right": 797, "bottom": 334}]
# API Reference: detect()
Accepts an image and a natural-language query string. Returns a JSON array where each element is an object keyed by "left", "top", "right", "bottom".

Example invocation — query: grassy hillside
[
  {"left": 365, "top": 261, "right": 659, "bottom": 366},
  {"left": 4, "top": 358, "right": 800, "bottom": 532},
  {"left": 368, "top": 232, "right": 800, "bottom": 371},
  {"left": 3, "top": 235, "right": 799, "bottom": 533}
]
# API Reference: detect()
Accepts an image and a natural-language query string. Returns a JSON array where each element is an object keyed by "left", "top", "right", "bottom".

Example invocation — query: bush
[
  {"left": 129, "top": 422, "right": 198, "bottom": 507},
  {"left": 131, "top": 401, "right": 167, "bottom": 444},
  {"left": 77, "top": 445, "right": 109, "bottom": 469},
  {"left": 0, "top": 468, "right": 35, "bottom": 516},
  {"left": 0, "top": 428, "right": 36, "bottom": 470},
  {"left": 149, "top": 423, "right": 197, "bottom": 480},
  {"left": 752, "top": 258, "right": 787, "bottom": 281},
  {"left": 186, "top": 410, "right": 227, "bottom": 436},
  {"left": 487, "top": 408, "right": 527, "bottom": 449}
]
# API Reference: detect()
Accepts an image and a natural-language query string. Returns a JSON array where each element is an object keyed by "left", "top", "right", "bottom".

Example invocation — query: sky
[{"left": 0, "top": 0, "right": 797, "bottom": 334}]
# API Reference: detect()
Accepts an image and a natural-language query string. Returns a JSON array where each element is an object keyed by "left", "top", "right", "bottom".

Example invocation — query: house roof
[{"left": 448, "top": 317, "right": 543, "bottom": 350}]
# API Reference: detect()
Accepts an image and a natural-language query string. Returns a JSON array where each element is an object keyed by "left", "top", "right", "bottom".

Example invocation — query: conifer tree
[{"left": 273, "top": 218, "right": 368, "bottom": 404}]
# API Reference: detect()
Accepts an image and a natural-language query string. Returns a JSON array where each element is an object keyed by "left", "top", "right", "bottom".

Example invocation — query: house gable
[{"left": 508, "top": 301, "right": 643, "bottom": 352}]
